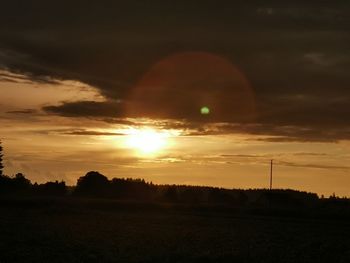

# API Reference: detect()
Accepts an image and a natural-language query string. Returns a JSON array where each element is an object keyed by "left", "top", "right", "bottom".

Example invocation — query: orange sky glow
[{"left": 1, "top": 66, "right": 349, "bottom": 197}]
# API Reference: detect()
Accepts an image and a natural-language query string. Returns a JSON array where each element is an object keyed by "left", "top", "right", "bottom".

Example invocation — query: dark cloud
[
  {"left": 182, "top": 122, "right": 350, "bottom": 142},
  {"left": 29, "top": 128, "right": 123, "bottom": 136},
  {"left": 1, "top": 1, "right": 350, "bottom": 141},
  {"left": 6, "top": 109, "right": 37, "bottom": 114},
  {"left": 61, "top": 129, "right": 124, "bottom": 136},
  {"left": 43, "top": 101, "right": 123, "bottom": 118},
  {"left": 223, "top": 123, "right": 350, "bottom": 142}
]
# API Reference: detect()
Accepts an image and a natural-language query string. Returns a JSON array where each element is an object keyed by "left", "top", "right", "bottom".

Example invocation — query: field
[{"left": 1, "top": 198, "right": 350, "bottom": 263}]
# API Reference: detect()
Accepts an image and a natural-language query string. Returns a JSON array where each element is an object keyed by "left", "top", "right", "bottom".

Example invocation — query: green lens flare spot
[{"left": 200, "top": 106, "right": 210, "bottom": 115}]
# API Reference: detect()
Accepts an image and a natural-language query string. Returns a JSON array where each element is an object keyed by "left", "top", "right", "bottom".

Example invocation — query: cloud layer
[{"left": 1, "top": 1, "right": 350, "bottom": 141}]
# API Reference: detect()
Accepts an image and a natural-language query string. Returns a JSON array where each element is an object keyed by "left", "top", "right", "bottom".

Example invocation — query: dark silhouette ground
[
  {"left": 1, "top": 171, "right": 350, "bottom": 262},
  {"left": 1, "top": 197, "right": 350, "bottom": 263}
]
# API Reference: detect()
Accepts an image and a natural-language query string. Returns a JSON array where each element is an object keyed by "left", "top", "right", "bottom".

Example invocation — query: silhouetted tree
[
  {"left": 0, "top": 174, "right": 12, "bottom": 195},
  {"left": 33, "top": 181, "right": 67, "bottom": 196},
  {"left": 75, "top": 171, "right": 109, "bottom": 197},
  {"left": 13, "top": 173, "right": 31, "bottom": 193},
  {"left": 100, "top": 177, "right": 153, "bottom": 200},
  {"left": 0, "top": 140, "right": 4, "bottom": 176},
  {"left": 0, "top": 173, "right": 31, "bottom": 195}
]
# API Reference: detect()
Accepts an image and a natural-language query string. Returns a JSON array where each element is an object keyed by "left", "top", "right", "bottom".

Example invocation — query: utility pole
[
  {"left": 269, "top": 159, "right": 273, "bottom": 190},
  {"left": 0, "top": 140, "right": 3, "bottom": 176}
]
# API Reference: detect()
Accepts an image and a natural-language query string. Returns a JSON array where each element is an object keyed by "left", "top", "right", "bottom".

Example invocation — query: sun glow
[{"left": 125, "top": 128, "right": 169, "bottom": 155}]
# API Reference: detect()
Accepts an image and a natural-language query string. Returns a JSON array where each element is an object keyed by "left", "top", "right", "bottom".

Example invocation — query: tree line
[
  {"left": 1, "top": 140, "right": 349, "bottom": 208},
  {"left": 0, "top": 170, "right": 331, "bottom": 206}
]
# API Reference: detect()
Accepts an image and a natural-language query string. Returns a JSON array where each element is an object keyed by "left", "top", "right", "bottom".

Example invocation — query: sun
[{"left": 124, "top": 128, "right": 168, "bottom": 155}]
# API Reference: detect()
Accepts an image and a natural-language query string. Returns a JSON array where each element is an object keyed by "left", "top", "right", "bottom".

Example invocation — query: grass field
[{"left": 1, "top": 198, "right": 350, "bottom": 263}]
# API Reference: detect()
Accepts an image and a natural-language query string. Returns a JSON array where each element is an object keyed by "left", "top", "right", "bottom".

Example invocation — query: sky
[{"left": 1, "top": 1, "right": 350, "bottom": 196}]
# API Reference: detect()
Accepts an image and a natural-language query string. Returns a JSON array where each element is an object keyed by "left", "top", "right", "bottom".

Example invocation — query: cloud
[
  {"left": 43, "top": 101, "right": 123, "bottom": 118},
  {"left": 6, "top": 109, "right": 37, "bottom": 114},
  {"left": 26, "top": 127, "right": 125, "bottom": 137},
  {"left": 277, "top": 160, "right": 350, "bottom": 171},
  {"left": 292, "top": 152, "right": 328, "bottom": 157},
  {"left": 43, "top": 101, "right": 350, "bottom": 142},
  {"left": 1, "top": 1, "right": 350, "bottom": 142},
  {"left": 220, "top": 154, "right": 268, "bottom": 158},
  {"left": 61, "top": 129, "right": 124, "bottom": 136},
  {"left": 181, "top": 122, "right": 350, "bottom": 142},
  {"left": 218, "top": 153, "right": 349, "bottom": 171}
]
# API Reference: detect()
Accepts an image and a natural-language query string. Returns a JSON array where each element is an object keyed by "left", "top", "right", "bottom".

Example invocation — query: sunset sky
[{"left": 1, "top": 1, "right": 350, "bottom": 196}]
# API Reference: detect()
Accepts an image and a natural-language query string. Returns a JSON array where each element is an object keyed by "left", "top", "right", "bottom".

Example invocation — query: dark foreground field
[{"left": 1, "top": 198, "right": 350, "bottom": 263}]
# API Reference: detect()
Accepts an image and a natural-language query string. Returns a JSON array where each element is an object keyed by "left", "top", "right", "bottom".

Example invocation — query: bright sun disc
[{"left": 125, "top": 128, "right": 168, "bottom": 154}]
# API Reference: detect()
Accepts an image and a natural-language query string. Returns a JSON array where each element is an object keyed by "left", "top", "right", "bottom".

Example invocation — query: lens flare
[
  {"left": 201, "top": 106, "right": 210, "bottom": 115},
  {"left": 125, "top": 51, "right": 255, "bottom": 122}
]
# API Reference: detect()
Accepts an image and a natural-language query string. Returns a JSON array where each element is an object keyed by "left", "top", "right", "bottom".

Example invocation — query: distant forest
[
  {"left": 1, "top": 141, "right": 350, "bottom": 211},
  {"left": 1, "top": 170, "right": 350, "bottom": 209}
]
